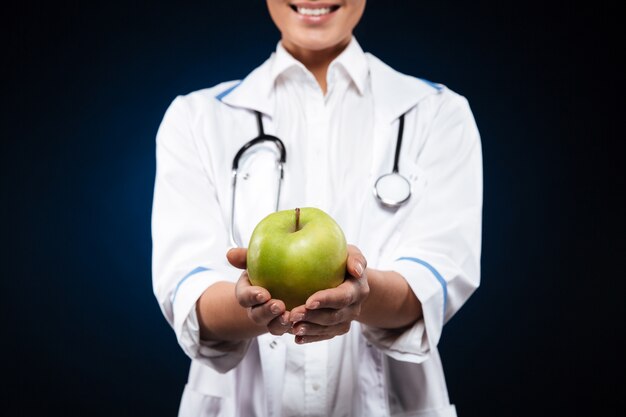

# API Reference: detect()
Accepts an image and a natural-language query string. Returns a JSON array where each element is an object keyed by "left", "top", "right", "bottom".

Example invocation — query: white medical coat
[{"left": 152, "top": 40, "right": 483, "bottom": 417}]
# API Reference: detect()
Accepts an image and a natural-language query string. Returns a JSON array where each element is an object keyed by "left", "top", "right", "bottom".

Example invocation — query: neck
[{"left": 281, "top": 38, "right": 351, "bottom": 94}]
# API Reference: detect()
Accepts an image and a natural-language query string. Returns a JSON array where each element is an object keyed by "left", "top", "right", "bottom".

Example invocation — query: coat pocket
[
  {"left": 178, "top": 384, "right": 230, "bottom": 417},
  {"left": 401, "top": 158, "right": 427, "bottom": 206},
  {"left": 232, "top": 145, "right": 283, "bottom": 246},
  {"left": 361, "top": 159, "right": 428, "bottom": 264}
]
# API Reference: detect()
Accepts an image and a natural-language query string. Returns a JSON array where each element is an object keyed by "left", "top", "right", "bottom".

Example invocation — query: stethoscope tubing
[
  {"left": 230, "top": 111, "right": 286, "bottom": 247},
  {"left": 393, "top": 113, "right": 405, "bottom": 174},
  {"left": 372, "top": 112, "right": 412, "bottom": 208},
  {"left": 229, "top": 110, "right": 412, "bottom": 246}
]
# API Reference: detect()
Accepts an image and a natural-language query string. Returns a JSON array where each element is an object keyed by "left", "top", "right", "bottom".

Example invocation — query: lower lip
[{"left": 292, "top": 7, "right": 339, "bottom": 24}]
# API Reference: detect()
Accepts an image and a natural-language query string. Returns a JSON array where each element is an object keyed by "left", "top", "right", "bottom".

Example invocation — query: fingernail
[
  {"left": 256, "top": 292, "right": 267, "bottom": 302},
  {"left": 270, "top": 303, "right": 281, "bottom": 315},
  {"left": 355, "top": 261, "right": 364, "bottom": 277},
  {"left": 307, "top": 301, "right": 320, "bottom": 310},
  {"left": 291, "top": 313, "right": 305, "bottom": 322},
  {"left": 280, "top": 313, "right": 290, "bottom": 326}
]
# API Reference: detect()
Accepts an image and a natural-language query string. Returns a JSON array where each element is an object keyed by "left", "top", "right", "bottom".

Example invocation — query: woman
[{"left": 152, "top": 1, "right": 483, "bottom": 416}]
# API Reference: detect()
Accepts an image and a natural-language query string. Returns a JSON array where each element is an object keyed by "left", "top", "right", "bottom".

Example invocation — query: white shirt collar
[
  {"left": 219, "top": 38, "right": 442, "bottom": 122},
  {"left": 330, "top": 37, "right": 369, "bottom": 95},
  {"left": 269, "top": 37, "right": 369, "bottom": 96}
]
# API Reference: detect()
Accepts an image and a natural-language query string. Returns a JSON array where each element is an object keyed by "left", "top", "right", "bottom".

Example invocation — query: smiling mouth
[{"left": 290, "top": 4, "right": 341, "bottom": 17}]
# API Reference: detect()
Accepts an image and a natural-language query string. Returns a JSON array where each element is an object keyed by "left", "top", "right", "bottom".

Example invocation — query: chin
[{"left": 292, "top": 32, "right": 350, "bottom": 52}]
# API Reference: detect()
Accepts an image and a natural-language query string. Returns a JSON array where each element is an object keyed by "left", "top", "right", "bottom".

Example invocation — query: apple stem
[{"left": 295, "top": 207, "right": 300, "bottom": 232}]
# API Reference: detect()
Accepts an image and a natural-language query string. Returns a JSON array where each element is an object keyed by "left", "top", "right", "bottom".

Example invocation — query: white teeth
[{"left": 297, "top": 7, "right": 332, "bottom": 16}]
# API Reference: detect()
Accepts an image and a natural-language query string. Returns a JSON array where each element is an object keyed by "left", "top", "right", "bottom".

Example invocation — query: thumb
[
  {"left": 227, "top": 247, "right": 248, "bottom": 269},
  {"left": 347, "top": 244, "right": 367, "bottom": 279}
]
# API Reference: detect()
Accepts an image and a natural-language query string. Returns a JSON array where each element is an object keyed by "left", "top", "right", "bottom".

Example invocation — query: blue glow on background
[{"left": 3, "top": 1, "right": 622, "bottom": 416}]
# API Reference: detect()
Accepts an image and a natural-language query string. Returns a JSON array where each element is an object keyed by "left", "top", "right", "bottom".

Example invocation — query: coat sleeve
[
  {"left": 362, "top": 91, "right": 483, "bottom": 362},
  {"left": 151, "top": 95, "right": 250, "bottom": 373}
]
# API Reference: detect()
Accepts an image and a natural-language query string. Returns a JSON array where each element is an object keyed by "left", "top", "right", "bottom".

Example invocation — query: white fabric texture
[{"left": 151, "top": 37, "right": 482, "bottom": 417}]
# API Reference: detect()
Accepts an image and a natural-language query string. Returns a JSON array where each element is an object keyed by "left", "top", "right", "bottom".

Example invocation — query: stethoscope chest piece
[
  {"left": 372, "top": 112, "right": 412, "bottom": 208},
  {"left": 374, "top": 172, "right": 411, "bottom": 208}
]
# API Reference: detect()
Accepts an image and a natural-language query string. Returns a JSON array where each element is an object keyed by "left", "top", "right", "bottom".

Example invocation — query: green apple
[{"left": 247, "top": 207, "right": 348, "bottom": 310}]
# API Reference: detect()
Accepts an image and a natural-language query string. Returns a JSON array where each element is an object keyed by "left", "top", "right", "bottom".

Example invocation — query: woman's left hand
[{"left": 288, "top": 245, "right": 370, "bottom": 344}]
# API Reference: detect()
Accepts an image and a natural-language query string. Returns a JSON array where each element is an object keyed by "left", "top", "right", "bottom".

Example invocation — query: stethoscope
[
  {"left": 230, "top": 111, "right": 286, "bottom": 248},
  {"left": 229, "top": 111, "right": 411, "bottom": 247}
]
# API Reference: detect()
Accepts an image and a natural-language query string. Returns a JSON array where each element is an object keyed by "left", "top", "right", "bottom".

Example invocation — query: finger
[
  {"left": 292, "top": 321, "right": 351, "bottom": 337},
  {"left": 235, "top": 271, "right": 271, "bottom": 308},
  {"left": 296, "top": 304, "right": 361, "bottom": 326},
  {"left": 227, "top": 247, "right": 247, "bottom": 269},
  {"left": 267, "top": 312, "right": 292, "bottom": 336},
  {"left": 248, "top": 299, "right": 286, "bottom": 326},
  {"left": 346, "top": 244, "right": 367, "bottom": 279},
  {"left": 288, "top": 305, "right": 308, "bottom": 323},
  {"left": 305, "top": 279, "right": 361, "bottom": 310}
]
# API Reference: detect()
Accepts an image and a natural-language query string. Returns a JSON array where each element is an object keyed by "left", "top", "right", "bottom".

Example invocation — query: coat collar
[
  {"left": 218, "top": 40, "right": 442, "bottom": 123},
  {"left": 366, "top": 53, "right": 443, "bottom": 124},
  {"left": 218, "top": 55, "right": 275, "bottom": 116}
]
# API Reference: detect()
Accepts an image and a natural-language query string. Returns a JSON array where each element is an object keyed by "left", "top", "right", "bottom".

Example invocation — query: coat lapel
[
  {"left": 368, "top": 53, "right": 442, "bottom": 124},
  {"left": 219, "top": 55, "right": 276, "bottom": 118},
  {"left": 366, "top": 53, "right": 443, "bottom": 175}
]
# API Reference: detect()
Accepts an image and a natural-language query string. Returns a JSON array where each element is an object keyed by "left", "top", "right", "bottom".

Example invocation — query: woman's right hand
[{"left": 228, "top": 248, "right": 292, "bottom": 336}]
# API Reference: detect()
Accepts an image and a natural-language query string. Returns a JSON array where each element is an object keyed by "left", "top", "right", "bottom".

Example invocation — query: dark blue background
[{"left": 3, "top": 1, "right": 623, "bottom": 416}]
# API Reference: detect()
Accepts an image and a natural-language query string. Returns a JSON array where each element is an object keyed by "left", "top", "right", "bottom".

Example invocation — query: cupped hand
[
  {"left": 228, "top": 248, "right": 291, "bottom": 336},
  {"left": 289, "top": 245, "right": 369, "bottom": 344}
]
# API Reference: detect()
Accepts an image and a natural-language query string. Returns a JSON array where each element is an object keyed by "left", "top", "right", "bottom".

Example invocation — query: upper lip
[{"left": 290, "top": 2, "right": 341, "bottom": 9}]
